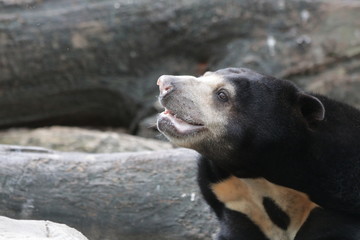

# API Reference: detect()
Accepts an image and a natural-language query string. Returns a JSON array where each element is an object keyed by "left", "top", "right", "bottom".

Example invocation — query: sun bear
[{"left": 156, "top": 68, "right": 360, "bottom": 239}]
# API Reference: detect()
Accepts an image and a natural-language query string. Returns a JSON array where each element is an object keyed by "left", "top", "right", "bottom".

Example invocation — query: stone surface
[
  {"left": 136, "top": 114, "right": 161, "bottom": 139},
  {"left": 0, "top": 126, "right": 173, "bottom": 153},
  {"left": 0, "top": 216, "right": 88, "bottom": 240},
  {"left": 0, "top": 0, "right": 359, "bottom": 129},
  {"left": 136, "top": 101, "right": 164, "bottom": 138},
  {"left": 0, "top": 145, "right": 217, "bottom": 240}
]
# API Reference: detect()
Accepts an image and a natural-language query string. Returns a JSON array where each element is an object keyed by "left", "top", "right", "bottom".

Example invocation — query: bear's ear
[{"left": 297, "top": 93, "right": 325, "bottom": 122}]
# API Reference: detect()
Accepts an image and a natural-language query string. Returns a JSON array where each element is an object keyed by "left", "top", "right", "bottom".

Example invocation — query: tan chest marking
[{"left": 211, "top": 176, "right": 317, "bottom": 240}]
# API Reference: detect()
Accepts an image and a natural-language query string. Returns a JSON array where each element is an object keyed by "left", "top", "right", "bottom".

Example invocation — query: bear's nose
[{"left": 157, "top": 75, "right": 176, "bottom": 97}]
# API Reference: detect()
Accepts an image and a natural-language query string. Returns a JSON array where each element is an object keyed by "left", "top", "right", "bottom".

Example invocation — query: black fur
[
  {"left": 207, "top": 68, "right": 360, "bottom": 215},
  {"left": 158, "top": 67, "right": 360, "bottom": 239},
  {"left": 295, "top": 208, "right": 360, "bottom": 240},
  {"left": 195, "top": 68, "right": 360, "bottom": 239},
  {"left": 218, "top": 209, "right": 270, "bottom": 240},
  {"left": 262, "top": 197, "right": 290, "bottom": 230},
  {"left": 197, "top": 157, "right": 269, "bottom": 240}
]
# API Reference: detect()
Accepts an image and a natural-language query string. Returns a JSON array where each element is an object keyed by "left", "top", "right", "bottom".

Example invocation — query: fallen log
[{"left": 0, "top": 145, "right": 217, "bottom": 240}]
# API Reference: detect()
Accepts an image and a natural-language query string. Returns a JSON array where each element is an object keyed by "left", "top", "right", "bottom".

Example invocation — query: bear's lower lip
[{"left": 157, "top": 111, "right": 205, "bottom": 137}]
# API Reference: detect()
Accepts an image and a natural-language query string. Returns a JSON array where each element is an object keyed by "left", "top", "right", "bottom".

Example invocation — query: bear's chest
[{"left": 210, "top": 176, "right": 317, "bottom": 240}]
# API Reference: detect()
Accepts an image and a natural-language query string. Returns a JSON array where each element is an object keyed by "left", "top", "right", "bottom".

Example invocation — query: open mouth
[{"left": 157, "top": 108, "right": 205, "bottom": 137}]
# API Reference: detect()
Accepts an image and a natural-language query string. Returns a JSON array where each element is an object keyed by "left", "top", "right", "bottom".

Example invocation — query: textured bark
[
  {"left": 0, "top": 145, "right": 217, "bottom": 240},
  {"left": 0, "top": 0, "right": 359, "bottom": 129}
]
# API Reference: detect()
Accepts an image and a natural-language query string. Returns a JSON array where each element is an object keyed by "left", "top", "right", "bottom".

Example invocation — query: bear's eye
[{"left": 217, "top": 90, "right": 229, "bottom": 102}]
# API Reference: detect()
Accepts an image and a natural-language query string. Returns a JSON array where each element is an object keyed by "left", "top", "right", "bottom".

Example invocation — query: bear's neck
[{"left": 199, "top": 145, "right": 312, "bottom": 193}]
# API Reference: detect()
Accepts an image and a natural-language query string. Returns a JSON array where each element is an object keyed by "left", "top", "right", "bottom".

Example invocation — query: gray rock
[
  {"left": 214, "top": 1, "right": 360, "bottom": 108},
  {"left": 0, "top": 126, "right": 173, "bottom": 153},
  {"left": 0, "top": 0, "right": 359, "bottom": 128},
  {"left": 136, "top": 101, "right": 165, "bottom": 139},
  {"left": 136, "top": 114, "right": 162, "bottom": 139},
  {"left": 0, "top": 216, "right": 89, "bottom": 240},
  {"left": 0, "top": 145, "right": 217, "bottom": 240}
]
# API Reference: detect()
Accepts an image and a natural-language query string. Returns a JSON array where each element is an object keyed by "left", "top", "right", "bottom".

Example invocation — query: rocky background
[
  {"left": 0, "top": 0, "right": 359, "bottom": 131},
  {"left": 0, "top": 0, "right": 359, "bottom": 239}
]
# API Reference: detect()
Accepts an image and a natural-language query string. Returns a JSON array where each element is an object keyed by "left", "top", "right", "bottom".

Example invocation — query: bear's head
[{"left": 157, "top": 68, "right": 325, "bottom": 173}]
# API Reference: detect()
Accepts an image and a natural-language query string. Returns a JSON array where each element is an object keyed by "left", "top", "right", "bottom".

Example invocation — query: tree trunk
[{"left": 0, "top": 145, "right": 218, "bottom": 240}]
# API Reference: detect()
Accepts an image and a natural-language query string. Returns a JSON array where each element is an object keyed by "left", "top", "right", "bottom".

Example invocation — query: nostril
[
  {"left": 164, "top": 85, "right": 172, "bottom": 91},
  {"left": 160, "top": 84, "right": 173, "bottom": 96},
  {"left": 157, "top": 75, "right": 176, "bottom": 96}
]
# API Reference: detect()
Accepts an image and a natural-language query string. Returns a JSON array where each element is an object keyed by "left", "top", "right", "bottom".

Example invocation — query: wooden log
[{"left": 0, "top": 145, "right": 217, "bottom": 240}]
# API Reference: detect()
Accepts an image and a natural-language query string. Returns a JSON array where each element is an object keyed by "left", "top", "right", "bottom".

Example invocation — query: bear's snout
[
  {"left": 157, "top": 75, "right": 176, "bottom": 98},
  {"left": 157, "top": 75, "right": 198, "bottom": 98}
]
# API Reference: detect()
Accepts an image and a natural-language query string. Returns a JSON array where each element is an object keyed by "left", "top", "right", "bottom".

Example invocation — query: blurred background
[
  {"left": 0, "top": 0, "right": 359, "bottom": 239},
  {"left": 0, "top": 0, "right": 359, "bottom": 150}
]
